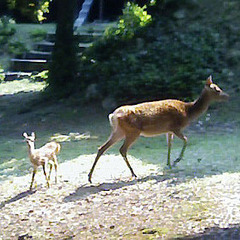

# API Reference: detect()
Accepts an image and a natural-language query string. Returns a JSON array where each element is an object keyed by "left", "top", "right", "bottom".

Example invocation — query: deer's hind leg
[
  {"left": 42, "top": 163, "right": 50, "bottom": 188},
  {"left": 119, "top": 131, "right": 140, "bottom": 178}
]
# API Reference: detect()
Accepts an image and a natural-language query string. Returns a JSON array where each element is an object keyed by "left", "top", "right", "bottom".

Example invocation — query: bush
[
  {"left": 31, "top": 70, "right": 48, "bottom": 81},
  {"left": 0, "top": 16, "right": 16, "bottom": 53},
  {"left": 77, "top": 2, "right": 227, "bottom": 104},
  {"left": 104, "top": 2, "right": 152, "bottom": 40},
  {"left": 0, "top": 16, "right": 27, "bottom": 59},
  {"left": 0, "top": 65, "right": 4, "bottom": 81},
  {"left": 8, "top": 40, "right": 27, "bottom": 57}
]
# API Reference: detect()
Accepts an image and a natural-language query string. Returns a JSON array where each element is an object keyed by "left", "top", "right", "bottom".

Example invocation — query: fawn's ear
[
  {"left": 31, "top": 132, "right": 36, "bottom": 138},
  {"left": 23, "top": 132, "right": 28, "bottom": 138},
  {"left": 205, "top": 75, "right": 213, "bottom": 86}
]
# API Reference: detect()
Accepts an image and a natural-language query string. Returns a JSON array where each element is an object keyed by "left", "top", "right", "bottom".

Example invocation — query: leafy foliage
[
  {"left": 105, "top": 2, "right": 152, "bottom": 40},
  {"left": 36, "top": 0, "right": 50, "bottom": 22},
  {"left": 31, "top": 70, "right": 48, "bottom": 81},
  {"left": 0, "top": 16, "right": 27, "bottom": 57},
  {"left": 78, "top": 2, "right": 227, "bottom": 104},
  {"left": 8, "top": 40, "right": 27, "bottom": 56},
  {"left": 0, "top": 16, "right": 16, "bottom": 46},
  {"left": 0, "top": 65, "right": 4, "bottom": 81},
  {"left": 7, "top": 0, "right": 52, "bottom": 22}
]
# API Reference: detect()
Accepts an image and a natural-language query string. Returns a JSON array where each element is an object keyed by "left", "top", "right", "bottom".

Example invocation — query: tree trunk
[{"left": 48, "top": 0, "right": 77, "bottom": 98}]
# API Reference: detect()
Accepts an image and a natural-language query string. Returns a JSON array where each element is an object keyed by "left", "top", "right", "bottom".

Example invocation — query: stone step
[
  {"left": 9, "top": 24, "right": 106, "bottom": 72},
  {"left": 47, "top": 32, "right": 102, "bottom": 43},
  {"left": 76, "top": 32, "right": 103, "bottom": 43},
  {"left": 25, "top": 51, "right": 52, "bottom": 60},
  {"left": 10, "top": 59, "right": 48, "bottom": 72},
  {"left": 4, "top": 72, "right": 32, "bottom": 81},
  {"left": 78, "top": 42, "right": 92, "bottom": 52},
  {"left": 36, "top": 41, "right": 54, "bottom": 52}
]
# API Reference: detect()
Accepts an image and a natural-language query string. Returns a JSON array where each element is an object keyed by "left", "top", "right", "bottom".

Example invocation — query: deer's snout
[{"left": 220, "top": 92, "right": 229, "bottom": 101}]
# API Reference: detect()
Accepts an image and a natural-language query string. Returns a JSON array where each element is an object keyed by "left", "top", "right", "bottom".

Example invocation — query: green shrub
[
  {"left": 0, "top": 16, "right": 16, "bottom": 46},
  {"left": 77, "top": 2, "right": 227, "bottom": 104},
  {"left": 0, "top": 65, "right": 4, "bottom": 81},
  {"left": 8, "top": 40, "right": 27, "bottom": 57},
  {"left": 31, "top": 70, "right": 48, "bottom": 81},
  {"left": 104, "top": 2, "right": 152, "bottom": 40}
]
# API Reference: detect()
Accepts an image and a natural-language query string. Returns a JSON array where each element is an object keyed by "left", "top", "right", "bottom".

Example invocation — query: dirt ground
[{"left": 1, "top": 154, "right": 240, "bottom": 239}]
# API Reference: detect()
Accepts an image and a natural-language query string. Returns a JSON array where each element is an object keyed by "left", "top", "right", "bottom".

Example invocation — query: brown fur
[{"left": 88, "top": 76, "right": 229, "bottom": 183}]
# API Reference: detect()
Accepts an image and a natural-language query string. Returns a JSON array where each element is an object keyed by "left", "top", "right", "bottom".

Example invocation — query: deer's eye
[{"left": 214, "top": 86, "right": 221, "bottom": 93}]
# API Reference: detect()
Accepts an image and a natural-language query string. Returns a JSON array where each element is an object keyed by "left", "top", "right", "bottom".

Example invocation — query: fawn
[
  {"left": 23, "top": 132, "right": 61, "bottom": 190},
  {"left": 88, "top": 75, "right": 229, "bottom": 183}
]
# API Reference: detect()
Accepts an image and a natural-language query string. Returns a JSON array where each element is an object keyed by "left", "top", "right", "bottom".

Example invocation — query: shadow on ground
[
  {"left": 0, "top": 189, "right": 36, "bottom": 210},
  {"left": 63, "top": 171, "right": 185, "bottom": 202},
  {"left": 175, "top": 224, "right": 240, "bottom": 240}
]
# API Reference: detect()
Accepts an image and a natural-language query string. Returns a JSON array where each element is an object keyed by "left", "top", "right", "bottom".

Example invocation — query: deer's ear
[
  {"left": 31, "top": 132, "right": 36, "bottom": 138},
  {"left": 205, "top": 75, "right": 213, "bottom": 86}
]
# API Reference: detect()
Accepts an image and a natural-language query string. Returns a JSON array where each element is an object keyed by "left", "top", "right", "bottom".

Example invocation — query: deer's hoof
[
  {"left": 132, "top": 173, "right": 137, "bottom": 178},
  {"left": 164, "top": 164, "right": 172, "bottom": 170},
  {"left": 88, "top": 174, "right": 92, "bottom": 183},
  {"left": 172, "top": 158, "right": 181, "bottom": 167}
]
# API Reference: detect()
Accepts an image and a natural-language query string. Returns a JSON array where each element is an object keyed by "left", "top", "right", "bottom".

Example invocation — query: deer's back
[
  {"left": 113, "top": 100, "right": 192, "bottom": 136},
  {"left": 39, "top": 142, "right": 60, "bottom": 154}
]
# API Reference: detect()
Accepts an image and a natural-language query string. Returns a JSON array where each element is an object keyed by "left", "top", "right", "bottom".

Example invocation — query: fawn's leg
[
  {"left": 42, "top": 164, "right": 50, "bottom": 188},
  {"left": 53, "top": 155, "right": 58, "bottom": 184},
  {"left": 30, "top": 166, "right": 37, "bottom": 190},
  {"left": 48, "top": 163, "right": 53, "bottom": 181}
]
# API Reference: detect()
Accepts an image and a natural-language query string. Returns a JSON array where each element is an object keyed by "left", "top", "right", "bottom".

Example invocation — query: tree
[{"left": 47, "top": 0, "right": 77, "bottom": 98}]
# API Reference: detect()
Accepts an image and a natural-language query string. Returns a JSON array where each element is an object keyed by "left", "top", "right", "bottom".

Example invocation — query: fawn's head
[
  {"left": 204, "top": 75, "right": 229, "bottom": 102},
  {"left": 23, "top": 132, "right": 36, "bottom": 144}
]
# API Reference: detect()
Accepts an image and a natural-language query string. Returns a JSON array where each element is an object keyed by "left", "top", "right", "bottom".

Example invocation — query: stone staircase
[
  {"left": 8, "top": 27, "right": 103, "bottom": 76},
  {"left": 6, "top": 0, "right": 107, "bottom": 79}
]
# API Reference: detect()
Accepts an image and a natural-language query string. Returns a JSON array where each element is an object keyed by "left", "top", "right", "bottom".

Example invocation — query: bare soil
[{"left": 1, "top": 155, "right": 240, "bottom": 239}]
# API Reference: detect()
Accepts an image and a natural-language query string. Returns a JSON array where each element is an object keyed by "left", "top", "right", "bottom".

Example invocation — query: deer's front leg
[
  {"left": 166, "top": 133, "right": 174, "bottom": 168},
  {"left": 172, "top": 131, "right": 187, "bottom": 167}
]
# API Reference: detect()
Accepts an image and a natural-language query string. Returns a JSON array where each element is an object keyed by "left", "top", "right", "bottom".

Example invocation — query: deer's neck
[
  {"left": 27, "top": 141, "right": 35, "bottom": 156},
  {"left": 188, "top": 90, "right": 211, "bottom": 121}
]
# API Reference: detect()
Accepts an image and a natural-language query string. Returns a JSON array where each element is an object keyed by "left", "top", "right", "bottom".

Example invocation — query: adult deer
[
  {"left": 88, "top": 76, "right": 229, "bottom": 183},
  {"left": 23, "top": 132, "right": 61, "bottom": 190}
]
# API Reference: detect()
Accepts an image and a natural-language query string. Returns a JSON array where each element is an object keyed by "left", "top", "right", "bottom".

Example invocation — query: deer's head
[{"left": 204, "top": 75, "right": 229, "bottom": 102}]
